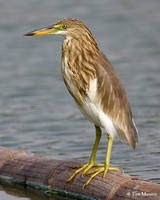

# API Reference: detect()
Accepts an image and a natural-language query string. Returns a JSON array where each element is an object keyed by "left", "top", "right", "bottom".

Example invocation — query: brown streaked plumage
[{"left": 24, "top": 18, "right": 138, "bottom": 187}]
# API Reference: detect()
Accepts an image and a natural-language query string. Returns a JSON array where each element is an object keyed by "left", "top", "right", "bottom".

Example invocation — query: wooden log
[{"left": 0, "top": 146, "right": 159, "bottom": 200}]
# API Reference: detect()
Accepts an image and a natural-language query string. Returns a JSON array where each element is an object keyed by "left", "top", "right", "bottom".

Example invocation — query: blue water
[{"left": 0, "top": 0, "right": 160, "bottom": 199}]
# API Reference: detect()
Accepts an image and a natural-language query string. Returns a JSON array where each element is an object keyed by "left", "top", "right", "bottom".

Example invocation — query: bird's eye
[{"left": 62, "top": 24, "right": 67, "bottom": 29}]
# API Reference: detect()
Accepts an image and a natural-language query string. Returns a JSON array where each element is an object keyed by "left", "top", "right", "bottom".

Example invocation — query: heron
[{"left": 24, "top": 18, "right": 138, "bottom": 186}]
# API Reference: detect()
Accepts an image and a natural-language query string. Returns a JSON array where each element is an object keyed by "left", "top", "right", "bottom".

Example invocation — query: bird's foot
[
  {"left": 84, "top": 165, "right": 123, "bottom": 187},
  {"left": 68, "top": 162, "right": 123, "bottom": 188},
  {"left": 67, "top": 162, "right": 103, "bottom": 182}
]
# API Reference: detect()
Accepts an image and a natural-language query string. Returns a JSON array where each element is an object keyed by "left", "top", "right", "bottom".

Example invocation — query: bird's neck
[
  {"left": 62, "top": 36, "right": 99, "bottom": 65},
  {"left": 61, "top": 37, "right": 98, "bottom": 105}
]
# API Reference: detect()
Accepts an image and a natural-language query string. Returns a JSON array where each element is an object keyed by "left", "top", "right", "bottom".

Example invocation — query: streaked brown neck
[{"left": 61, "top": 33, "right": 99, "bottom": 105}]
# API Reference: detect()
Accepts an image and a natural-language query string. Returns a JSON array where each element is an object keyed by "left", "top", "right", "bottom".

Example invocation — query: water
[{"left": 0, "top": 0, "right": 160, "bottom": 199}]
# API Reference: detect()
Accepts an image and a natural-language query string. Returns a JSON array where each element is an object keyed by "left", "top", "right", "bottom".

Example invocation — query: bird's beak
[{"left": 24, "top": 25, "right": 58, "bottom": 36}]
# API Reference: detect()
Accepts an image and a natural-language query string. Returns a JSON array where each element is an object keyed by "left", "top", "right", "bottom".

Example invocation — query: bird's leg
[
  {"left": 82, "top": 126, "right": 102, "bottom": 175},
  {"left": 84, "top": 135, "right": 123, "bottom": 187},
  {"left": 103, "top": 135, "right": 122, "bottom": 176},
  {"left": 67, "top": 125, "right": 102, "bottom": 182}
]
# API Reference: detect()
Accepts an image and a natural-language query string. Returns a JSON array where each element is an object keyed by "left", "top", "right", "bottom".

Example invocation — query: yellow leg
[
  {"left": 85, "top": 135, "right": 123, "bottom": 187},
  {"left": 68, "top": 125, "right": 102, "bottom": 182}
]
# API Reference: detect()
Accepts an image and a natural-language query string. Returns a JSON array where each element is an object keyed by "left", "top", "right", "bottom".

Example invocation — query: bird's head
[{"left": 24, "top": 18, "right": 98, "bottom": 45}]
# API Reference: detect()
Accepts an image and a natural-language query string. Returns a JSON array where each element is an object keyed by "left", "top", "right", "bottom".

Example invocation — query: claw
[
  {"left": 71, "top": 164, "right": 84, "bottom": 169},
  {"left": 84, "top": 166, "right": 122, "bottom": 187},
  {"left": 68, "top": 161, "right": 123, "bottom": 188},
  {"left": 68, "top": 162, "right": 104, "bottom": 182},
  {"left": 67, "top": 163, "right": 94, "bottom": 182}
]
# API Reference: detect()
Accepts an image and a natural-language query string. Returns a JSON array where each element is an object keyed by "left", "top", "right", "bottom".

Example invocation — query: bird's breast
[
  {"left": 61, "top": 56, "right": 87, "bottom": 106},
  {"left": 77, "top": 78, "right": 101, "bottom": 126},
  {"left": 61, "top": 57, "right": 75, "bottom": 93},
  {"left": 61, "top": 56, "right": 100, "bottom": 123}
]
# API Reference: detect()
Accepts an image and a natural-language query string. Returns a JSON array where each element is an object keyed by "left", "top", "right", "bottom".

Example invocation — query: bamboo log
[{"left": 0, "top": 146, "right": 159, "bottom": 200}]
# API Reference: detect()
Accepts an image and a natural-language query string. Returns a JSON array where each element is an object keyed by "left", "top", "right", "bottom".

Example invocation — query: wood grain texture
[{"left": 0, "top": 146, "right": 159, "bottom": 200}]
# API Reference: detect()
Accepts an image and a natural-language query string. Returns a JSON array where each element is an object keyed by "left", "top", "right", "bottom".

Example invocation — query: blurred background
[{"left": 0, "top": 0, "right": 160, "bottom": 199}]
